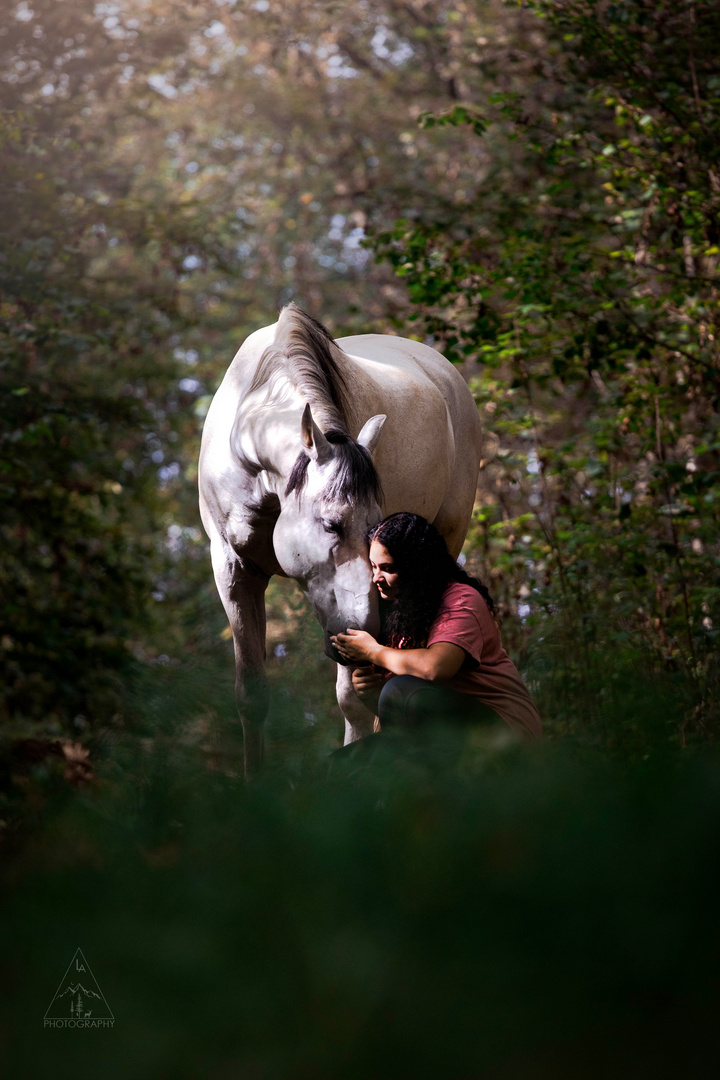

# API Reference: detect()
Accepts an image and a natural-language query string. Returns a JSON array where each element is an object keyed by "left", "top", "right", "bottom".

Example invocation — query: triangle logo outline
[{"left": 44, "top": 947, "right": 114, "bottom": 1020}]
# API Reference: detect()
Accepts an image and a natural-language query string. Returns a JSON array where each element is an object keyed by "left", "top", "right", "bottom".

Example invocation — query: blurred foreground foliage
[{"left": 2, "top": 718, "right": 720, "bottom": 1078}]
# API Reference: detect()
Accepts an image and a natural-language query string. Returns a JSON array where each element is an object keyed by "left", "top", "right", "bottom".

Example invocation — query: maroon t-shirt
[{"left": 425, "top": 583, "right": 542, "bottom": 739}]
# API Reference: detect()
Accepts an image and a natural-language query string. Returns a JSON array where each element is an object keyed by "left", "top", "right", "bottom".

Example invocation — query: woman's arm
[{"left": 333, "top": 630, "right": 465, "bottom": 682}]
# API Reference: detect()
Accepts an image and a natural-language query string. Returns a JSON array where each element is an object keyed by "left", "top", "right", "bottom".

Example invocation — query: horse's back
[
  {"left": 339, "top": 333, "right": 467, "bottom": 387},
  {"left": 340, "top": 332, "right": 480, "bottom": 431},
  {"left": 338, "top": 334, "right": 482, "bottom": 555}
]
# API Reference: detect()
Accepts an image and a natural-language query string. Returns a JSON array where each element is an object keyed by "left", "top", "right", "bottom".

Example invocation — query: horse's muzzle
[{"left": 324, "top": 632, "right": 351, "bottom": 666}]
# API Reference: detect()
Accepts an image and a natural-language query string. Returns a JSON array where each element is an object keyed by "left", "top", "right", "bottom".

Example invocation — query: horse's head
[{"left": 273, "top": 404, "right": 386, "bottom": 664}]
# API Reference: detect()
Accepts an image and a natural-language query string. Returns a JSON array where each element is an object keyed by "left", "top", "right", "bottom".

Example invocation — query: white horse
[{"left": 198, "top": 304, "right": 482, "bottom": 774}]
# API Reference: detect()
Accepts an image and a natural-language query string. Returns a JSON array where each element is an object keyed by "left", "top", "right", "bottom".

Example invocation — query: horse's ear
[
  {"left": 301, "top": 403, "right": 333, "bottom": 465},
  {"left": 356, "top": 414, "right": 386, "bottom": 458}
]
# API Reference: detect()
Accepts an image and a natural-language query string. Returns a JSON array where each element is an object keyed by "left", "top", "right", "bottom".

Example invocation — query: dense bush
[{"left": 372, "top": 0, "right": 720, "bottom": 744}]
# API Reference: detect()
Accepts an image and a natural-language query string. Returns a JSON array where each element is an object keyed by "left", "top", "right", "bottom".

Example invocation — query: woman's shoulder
[{"left": 439, "top": 581, "right": 489, "bottom": 613}]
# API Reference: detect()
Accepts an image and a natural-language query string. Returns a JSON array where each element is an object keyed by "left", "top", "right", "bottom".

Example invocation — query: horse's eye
[{"left": 323, "top": 520, "right": 343, "bottom": 537}]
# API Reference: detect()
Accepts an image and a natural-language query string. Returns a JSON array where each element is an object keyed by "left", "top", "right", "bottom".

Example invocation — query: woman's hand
[
  {"left": 351, "top": 665, "right": 388, "bottom": 703},
  {"left": 331, "top": 628, "right": 381, "bottom": 664}
]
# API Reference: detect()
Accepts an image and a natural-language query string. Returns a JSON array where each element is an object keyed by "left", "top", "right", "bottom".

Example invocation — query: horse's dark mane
[
  {"left": 284, "top": 429, "right": 383, "bottom": 506},
  {"left": 249, "top": 303, "right": 350, "bottom": 433},
  {"left": 245, "top": 305, "right": 380, "bottom": 506}
]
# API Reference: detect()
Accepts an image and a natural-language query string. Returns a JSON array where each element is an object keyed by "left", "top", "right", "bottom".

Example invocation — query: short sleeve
[{"left": 426, "top": 585, "right": 485, "bottom": 666}]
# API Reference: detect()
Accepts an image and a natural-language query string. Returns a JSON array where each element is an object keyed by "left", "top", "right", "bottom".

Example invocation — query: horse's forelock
[
  {"left": 284, "top": 451, "right": 311, "bottom": 497},
  {"left": 325, "top": 438, "right": 382, "bottom": 507},
  {"left": 283, "top": 435, "right": 382, "bottom": 507}
]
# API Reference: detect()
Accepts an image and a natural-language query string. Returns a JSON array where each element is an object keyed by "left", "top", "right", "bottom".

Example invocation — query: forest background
[{"left": 1, "top": 2, "right": 720, "bottom": 1076}]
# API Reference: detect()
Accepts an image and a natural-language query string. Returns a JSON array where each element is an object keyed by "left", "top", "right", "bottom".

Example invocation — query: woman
[{"left": 331, "top": 513, "right": 541, "bottom": 740}]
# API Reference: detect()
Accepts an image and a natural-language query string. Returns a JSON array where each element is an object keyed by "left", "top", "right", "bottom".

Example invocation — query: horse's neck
[{"left": 232, "top": 351, "right": 378, "bottom": 490}]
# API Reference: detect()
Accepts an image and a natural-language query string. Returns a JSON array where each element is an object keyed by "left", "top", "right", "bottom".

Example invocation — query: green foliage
[
  {"left": 3, "top": 0, "right": 719, "bottom": 795},
  {"left": 0, "top": 1, "right": 242, "bottom": 743},
  {"left": 1, "top": 0, "right": 560, "bottom": 773},
  {"left": 2, "top": 726, "right": 720, "bottom": 1078},
  {"left": 372, "top": 0, "right": 720, "bottom": 743},
  {"left": 419, "top": 104, "right": 488, "bottom": 136}
]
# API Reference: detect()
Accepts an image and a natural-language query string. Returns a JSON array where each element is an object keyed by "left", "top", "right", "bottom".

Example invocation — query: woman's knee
[{"left": 378, "top": 675, "right": 442, "bottom": 728}]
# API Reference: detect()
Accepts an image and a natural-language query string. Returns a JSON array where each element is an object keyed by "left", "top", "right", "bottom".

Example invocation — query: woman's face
[{"left": 369, "top": 539, "right": 400, "bottom": 602}]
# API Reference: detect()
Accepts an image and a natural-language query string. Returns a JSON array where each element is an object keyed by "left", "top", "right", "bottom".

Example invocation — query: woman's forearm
[
  {"left": 372, "top": 645, "right": 444, "bottom": 682},
  {"left": 334, "top": 631, "right": 465, "bottom": 681}
]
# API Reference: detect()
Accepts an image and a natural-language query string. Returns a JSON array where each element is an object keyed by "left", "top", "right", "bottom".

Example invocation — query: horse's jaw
[{"left": 301, "top": 557, "right": 380, "bottom": 665}]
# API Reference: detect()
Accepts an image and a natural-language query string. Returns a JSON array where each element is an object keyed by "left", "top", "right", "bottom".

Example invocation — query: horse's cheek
[{"left": 273, "top": 515, "right": 323, "bottom": 584}]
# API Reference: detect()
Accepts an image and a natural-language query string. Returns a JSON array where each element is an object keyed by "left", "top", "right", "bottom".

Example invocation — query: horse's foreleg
[
  {"left": 231, "top": 563, "right": 270, "bottom": 778},
  {"left": 213, "top": 542, "right": 270, "bottom": 778},
  {"left": 336, "top": 664, "right": 376, "bottom": 746}
]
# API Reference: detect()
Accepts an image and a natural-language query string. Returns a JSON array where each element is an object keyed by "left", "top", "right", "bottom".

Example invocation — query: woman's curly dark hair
[{"left": 368, "top": 512, "right": 498, "bottom": 649}]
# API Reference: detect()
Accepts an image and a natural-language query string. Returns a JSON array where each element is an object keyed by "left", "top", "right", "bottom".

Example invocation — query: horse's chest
[{"left": 222, "top": 484, "right": 281, "bottom": 572}]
